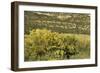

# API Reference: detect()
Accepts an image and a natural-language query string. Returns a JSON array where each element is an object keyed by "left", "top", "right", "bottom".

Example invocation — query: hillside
[{"left": 24, "top": 11, "right": 90, "bottom": 34}]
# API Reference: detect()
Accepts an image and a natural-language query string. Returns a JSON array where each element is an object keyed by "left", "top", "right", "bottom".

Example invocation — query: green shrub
[{"left": 24, "top": 29, "right": 90, "bottom": 61}]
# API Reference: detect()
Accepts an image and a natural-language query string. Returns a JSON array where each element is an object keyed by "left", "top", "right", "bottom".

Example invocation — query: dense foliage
[{"left": 24, "top": 29, "right": 90, "bottom": 61}]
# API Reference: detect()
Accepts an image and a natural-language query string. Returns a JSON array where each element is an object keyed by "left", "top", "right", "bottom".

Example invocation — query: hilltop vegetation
[{"left": 24, "top": 11, "right": 90, "bottom": 34}]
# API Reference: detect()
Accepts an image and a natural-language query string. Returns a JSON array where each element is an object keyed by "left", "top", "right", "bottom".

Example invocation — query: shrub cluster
[{"left": 24, "top": 29, "right": 90, "bottom": 61}]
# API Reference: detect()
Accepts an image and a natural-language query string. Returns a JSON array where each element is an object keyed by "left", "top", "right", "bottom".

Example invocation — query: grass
[{"left": 59, "top": 33, "right": 90, "bottom": 59}]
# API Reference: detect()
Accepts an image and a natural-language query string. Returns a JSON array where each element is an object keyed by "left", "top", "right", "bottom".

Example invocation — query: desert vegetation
[{"left": 24, "top": 11, "right": 90, "bottom": 61}]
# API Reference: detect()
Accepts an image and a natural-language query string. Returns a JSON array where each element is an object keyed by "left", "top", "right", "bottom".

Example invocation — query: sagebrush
[{"left": 24, "top": 29, "right": 90, "bottom": 61}]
